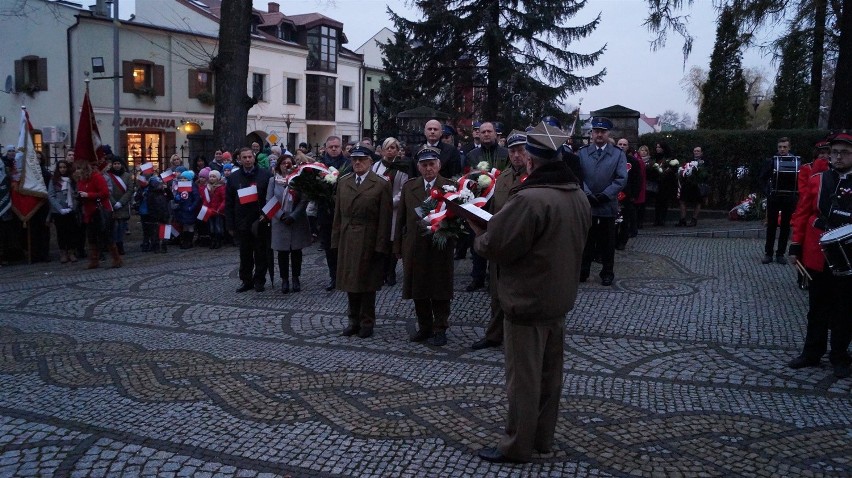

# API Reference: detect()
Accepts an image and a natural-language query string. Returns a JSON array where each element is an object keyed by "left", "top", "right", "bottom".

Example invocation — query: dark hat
[
  {"left": 350, "top": 145, "right": 372, "bottom": 158},
  {"left": 299, "top": 142, "right": 309, "bottom": 149},
  {"left": 472, "top": 121, "right": 482, "bottom": 130},
  {"left": 442, "top": 124, "right": 457, "bottom": 137},
  {"left": 506, "top": 130, "right": 528, "bottom": 148},
  {"left": 492, "top": 122, "right": 504, "bottom": 135},
  {"left": 525, "top": 121, "right": 568, "bottom": 161},
  {"left": 590, "top": 117, "right": 613, "bottom": 130},
  {"left": 829, "top": 132, "right": 852, "bottom": 146},
  {"left": 541, "top": 116, "right": 562, "bottom": 129},
  {"left": 416, "top": 146, "right": 441, "bottom": 162},
  {"left": 815, "top": 140, "right": 831, "bottom": 150}
]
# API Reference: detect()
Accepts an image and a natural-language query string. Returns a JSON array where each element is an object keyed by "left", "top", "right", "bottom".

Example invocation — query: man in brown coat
[
  {"left": 471, "top": 130, "right": 529, "bottom": 350},
  {"left": 332, "top": 146, "right": 392, "bottom": 338},
  {"left": 472, "top": 122, "right": 591, "bottom": 464},
  {"left": 394, "top": 147, "right": 456, "bottom": 347}
]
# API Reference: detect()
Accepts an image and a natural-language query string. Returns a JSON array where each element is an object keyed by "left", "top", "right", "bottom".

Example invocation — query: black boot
[
  {"left": 281, "top": 280, "right": 290, "bottom": 294},
  {"left": 116, "top": 242, "right": 126, "bottom": 255},
  {"left": 292, "top": 277, "right": 301, "bottom": 292}
]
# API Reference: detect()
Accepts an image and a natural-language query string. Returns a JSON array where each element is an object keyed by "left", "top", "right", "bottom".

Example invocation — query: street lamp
[{"left": 283, "top": 113, "right": 293, "bottom": 151}]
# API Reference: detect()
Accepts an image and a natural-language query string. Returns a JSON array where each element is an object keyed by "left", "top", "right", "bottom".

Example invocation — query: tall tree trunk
[
  {"left": 483, "top": 1, "right": 501, "bottom": 121},
  {"left": 808, "top": 0, "right": 827, "bottom": 127},
  {"left": 829, "top": 0, "right": 852, "bottom": 129},
  {"left": 212, "top": 0, "right": 254, "bottom": 152}
]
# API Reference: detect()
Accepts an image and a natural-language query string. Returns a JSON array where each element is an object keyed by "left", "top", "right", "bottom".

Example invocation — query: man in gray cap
[
  {"left": 577, "top": 117, "right": 627, "bottom": 286},
  {"left": 470, "top": 129, "right": 529, "bottom": 351},
  {"left": 471, "top": 122, "right": 591, "bottom": 463},
  {"left": 394, "top": 146, "right": 456, "bottom": 347}
]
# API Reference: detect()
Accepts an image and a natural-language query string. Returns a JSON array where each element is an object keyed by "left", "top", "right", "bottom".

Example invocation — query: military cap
[
  {"left": 830, "top": 132, "right": 852, "bottom": 146},
  {"left": 416, "top": 146, "right": 441, "bottom": 162},
  {"left": 506, "top": 130, "right": 528, "bottom": 148},
  {"left": 590, "top": 117, "right": 613, "bottom": 130},
  {"left": 525, "top": 121, "right": 568, "bottom": 161},
  {"left": 541, "top": 116, "right": 562, "bottom": 129},
  {"left": 442, "top": 124, "right": 457, "bottom": 137},
  {"left": 350, "top": 145, "right": 372, "bottom": 157},
  {"left": 472, "top": 121, "right": 482, "bottom": 130}
]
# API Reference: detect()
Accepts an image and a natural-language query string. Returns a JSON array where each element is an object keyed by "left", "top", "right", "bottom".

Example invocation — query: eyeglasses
[{"left": 830, "top": 150, "right": 852, "bottom": 159}]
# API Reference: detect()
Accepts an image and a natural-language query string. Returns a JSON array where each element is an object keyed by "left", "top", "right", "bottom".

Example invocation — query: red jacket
[
  {"left": 208, "top": 184, "right": 226, "bottom": 215},
  {"left": 790, "top": 158, "right": 831, "bottom": 271},
  {"left": 77, "top": 173, "right": 112, "bottom": 224}
]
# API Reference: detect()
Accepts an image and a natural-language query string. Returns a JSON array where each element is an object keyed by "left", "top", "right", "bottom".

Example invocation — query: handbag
[{"left": 94, "top": 199, "right": 113, "bottom": 233}]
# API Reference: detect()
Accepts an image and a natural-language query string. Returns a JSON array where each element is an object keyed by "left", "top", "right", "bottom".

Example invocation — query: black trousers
[
  {"left": 414, "top": 298, "right": 451, "bottom": 332},
  {"left": 237, "top": 228, "right": 268, "bottom": 286},
  {"left": 581, "top": 216, "right": 616, "bottom": 279},
  {"left": 801, "top": 267, "right": 852, "bottom": 365},
  {"left": 277, "top": 249, "right": 303, "bottom": 280},
  {"left": 764, "top": 196, "right": 795, "bottom": 256},
  {"left": 53, "top": 213, "right": 80, "bottom": 251},
  {"left": 347, "top": 291, "right": 376, "bottom": 328}
]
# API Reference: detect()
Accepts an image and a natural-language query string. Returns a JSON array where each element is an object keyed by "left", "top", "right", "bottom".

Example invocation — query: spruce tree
[
  {"left": 769, "top": 29, "right": 811, "bottom": 129},
  {"left": 379, "top": 0, "right": 605, "bottom": 128},
  {"left": 698, "top": 7, "right": 748, "bottom": 129}
]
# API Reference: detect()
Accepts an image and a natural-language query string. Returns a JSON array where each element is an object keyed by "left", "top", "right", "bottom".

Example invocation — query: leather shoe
[
  {"left": 471, "top": 338, "right": 500, "bottom": 350},
  {"left": 281, "top": 280, "right": 290, "bottom": 294},
  {"left": 429, "top": 330, "right": 447, "bottom": 346},
  {"left": 477, "top": 447, "right": 528, "bottom": 464},
  {"left": 579, "top": 272, "right": 589, "bottom": 283},
  {"left": 601, "top": 276, "right": 614, "bottom": 286},
  {"left": 357, "top": 327, "right": 374, "bottom": 339},
  {"left": 834, "top": 363, "right": 851, "bottom": 378},
  {"left": 775, "top": 254, "right": 786, "bottom": 264},
  {"left": 761, "top": 255, "right": 773, "bottom": 264},
  {"left": 292, "top": 278, "right": 301, "bottom": 292},
  {"left": 325, "top": 279, "right": 336, "bottom": 292},
  {"left": 788, "top": 356, "right": 819, "bottom": 369},
  {"left": 254, "top": 283, "right": 265, "bottom": 292},
  {"left": 340, "top": 325, "right": 359, "bottom": 337},
  {"left": 465, "top": 280, "right": 485, "bottom": 292},
  {"left": 236, "top": 283, "right": 253, "bottom": 293},
  {"left": 409, "top": 329, "right": 432, "bottom": 343}
]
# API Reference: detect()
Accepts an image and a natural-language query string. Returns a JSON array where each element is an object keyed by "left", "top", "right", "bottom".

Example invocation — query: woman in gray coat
[
  {"left": 47, "top": 159, "right": 80, "bottom": 263},
  {"left": 266, "top": 154, "right": 312, "bottom": 293}
]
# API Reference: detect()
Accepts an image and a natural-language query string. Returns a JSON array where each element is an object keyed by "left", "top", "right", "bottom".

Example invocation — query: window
[
  {"left": 122, "top": 60, "right": 164, "bottom": 96},
  {"left": 287, "top": 133, "right": 298, "bottom": 152},
  {"left": 14, "top": 56, "right": 47, "bottom": 93},
  {"left": 305, "top": 74, "right": 335, "bottom": 121},
  {"left": 252, "top": 73, "right": 266, "bottom": 101},
  {"left": 306, "top": 25, "right": 338, "bottom": 72},
  {"left": 188, "top": 69, "right": 213, "bottom": 99},
  {"left": 285, "top": 77, "right": 298, "bottom": 104},
  {"left": 277, "top": 24, "right": 296, "bottom": 42},
  {"left": 341, "top": 85, "right": 353, "bottom": 110}
]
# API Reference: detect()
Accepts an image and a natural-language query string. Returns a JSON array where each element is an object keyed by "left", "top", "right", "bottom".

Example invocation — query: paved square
[{"left": 1, "top": 222, "right": 850, "bottom": 477}]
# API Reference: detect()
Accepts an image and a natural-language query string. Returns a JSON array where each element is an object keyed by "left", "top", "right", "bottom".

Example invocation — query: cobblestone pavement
[{"left": 1, "top": 221, "right": 850, "bottom": 477}]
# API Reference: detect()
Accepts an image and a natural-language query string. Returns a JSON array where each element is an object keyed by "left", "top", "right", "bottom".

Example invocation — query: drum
[
  {"left": 819, "top": 225, "right": 852, "bottom": 276},
  {"left": 771, "top": 156, "right": 800, "bottom": 196}
]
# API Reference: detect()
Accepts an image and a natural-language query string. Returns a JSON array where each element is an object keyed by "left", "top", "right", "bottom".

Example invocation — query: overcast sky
[{"left": 126, "top": 0, "right": 782, "bottom": 121}]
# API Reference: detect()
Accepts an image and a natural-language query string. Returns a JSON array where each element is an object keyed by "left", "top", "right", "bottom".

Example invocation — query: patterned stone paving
[{"left": 0, "top": 223, "right": 850, "bottom": 477}]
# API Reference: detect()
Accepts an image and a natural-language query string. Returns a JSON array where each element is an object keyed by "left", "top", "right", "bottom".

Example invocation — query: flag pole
[{"left": 21, "top": 105, "right": 32, "bottom": 264}]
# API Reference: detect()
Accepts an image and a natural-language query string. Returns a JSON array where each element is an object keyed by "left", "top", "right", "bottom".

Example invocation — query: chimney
[{"left": 268, "top": 2, "right": 280, "bottom": 13}]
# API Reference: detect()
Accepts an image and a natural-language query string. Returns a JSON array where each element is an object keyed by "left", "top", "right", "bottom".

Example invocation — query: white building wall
[{"left": 134, "top": 0, "right": 220, "bottom": 36}]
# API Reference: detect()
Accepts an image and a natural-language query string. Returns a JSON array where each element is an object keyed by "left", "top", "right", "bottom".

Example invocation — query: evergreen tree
[
  {"left": 698, "top": 7, "right": 748, "bottom": 129},
  {"left": 769, "top": 29, "right": 812, "bottom": 129},
  {"left": 379, "top": 0, "right": 605, "bottom": 131}
]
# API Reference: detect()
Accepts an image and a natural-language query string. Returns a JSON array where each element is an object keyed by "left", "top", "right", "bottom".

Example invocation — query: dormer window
[{"left": 306, "top": 25, "right": 337, "bottom": 73}]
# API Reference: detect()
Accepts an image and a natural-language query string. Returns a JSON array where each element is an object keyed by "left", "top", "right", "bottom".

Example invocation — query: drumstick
[{"left": 795, "top": 261, "right": 813, "bottom": 281}]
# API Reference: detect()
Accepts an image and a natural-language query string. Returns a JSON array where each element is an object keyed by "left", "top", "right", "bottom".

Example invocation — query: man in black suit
[{"left": 423, "top": 119, "right": 462, "bottom": 179}]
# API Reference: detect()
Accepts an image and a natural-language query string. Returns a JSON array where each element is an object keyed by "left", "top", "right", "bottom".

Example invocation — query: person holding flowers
[
  {"left": 332, "top": 146, "right": 392, "bottom": 338},
  {"left": 394, "top": 147, "right": 456, "bottom": 347}
]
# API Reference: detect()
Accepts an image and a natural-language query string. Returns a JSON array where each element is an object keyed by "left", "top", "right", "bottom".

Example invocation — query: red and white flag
[
  {"left": 196, "top": 205, "right": 215, "bottom": 222},
  {"left": 160, "top": 169, "right": 176, "bottom": 182},
  {"left": 140, "top": 162, "right": 154, "bottom": 174},
  {"left": 177, "top": 180, "right": 193, "bottom": 193},
  {"left": 237, "top": 185, "right": 258, "bottom": 204},
  {"left": 262, "top": 197, "right": 281, "bottom": 219},
  {"left": 10, "top": 107, "right": 47, "bottom": 221},
  {"left": 158, "top": 224, "right": 172, "bottom": 240},
  {"left": 73, "top": 89, "right": 105, "bottom": 164}
]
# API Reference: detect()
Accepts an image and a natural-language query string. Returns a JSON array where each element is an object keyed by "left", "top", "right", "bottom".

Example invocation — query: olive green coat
[
  {"left": 332, "top": 171, "right": 392, "bottom": 293},
  {"left": 393, "top": 175, "right": 455, "bottom": 300}
]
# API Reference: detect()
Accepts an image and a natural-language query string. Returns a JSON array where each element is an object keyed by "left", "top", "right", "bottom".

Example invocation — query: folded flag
[
  {"left": 158, "top": 224, "right": 172, "bottom": 240},
  {"left": 177, "top": 180, "right": 193, "bottom": 193},
  {"left": 140, "top": 162, "right": 154, "bottom": 174},
  {"left": 238, "top": 185, "right": 258, "bottom": 204},
  {"left": 262, "top": 197, "right": 281, "bottom": 219},
  {"left": 197, "top": 205, "right": 215, "bottom": 222},
  {"left": 160, "top": 169, "right": 176, "bottom": 182}
]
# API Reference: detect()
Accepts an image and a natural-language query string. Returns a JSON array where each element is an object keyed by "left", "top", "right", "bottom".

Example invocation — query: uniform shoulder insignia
[
  {"left": 339, "top": 172, "right": 353, "bottom": 179},
  {"left": 403, "top": 177, "right": 419, "bottom": 184}
]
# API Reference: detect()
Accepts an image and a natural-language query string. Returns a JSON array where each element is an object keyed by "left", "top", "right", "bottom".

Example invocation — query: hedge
[{"left": 638, "top": 129, "right": 828, "bottom": 209}]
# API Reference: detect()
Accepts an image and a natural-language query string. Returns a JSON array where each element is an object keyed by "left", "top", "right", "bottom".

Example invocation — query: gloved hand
[
  {"left": 60, "top": 208, "right": 72, "bottom": 215},
  {"left": 594, "top": 193, "right": 610, "bottom": 204},
  {"left": 586, "top": 194, "right": 599, "bottom": 206},
  {"left": 114, "top": 201, "right": 122, "bottom": 209}
]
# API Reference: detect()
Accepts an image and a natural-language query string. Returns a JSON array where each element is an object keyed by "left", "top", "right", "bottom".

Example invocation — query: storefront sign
[{"left": 120, "top": 117, "right": 177, "bottom": 129}]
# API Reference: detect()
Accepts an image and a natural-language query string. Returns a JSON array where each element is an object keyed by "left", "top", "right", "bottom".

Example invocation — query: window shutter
[
  {"left": 122, "top": 61, "right": 133, "bottom": 92},
  {"left": 164, "top": 132, "right": 176, "bottom": 161},
  {"left": 36, "top": 57, "right": 48, "bottom": 91},
  {"left": 154, "top": 64, "right": 165, "bottom": 96},
  {"left": 188, "top": 68, "right": 198, "bottom": 98},
  {"left": 14, "top": 60, "right": 23, "bottom": 90}
]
